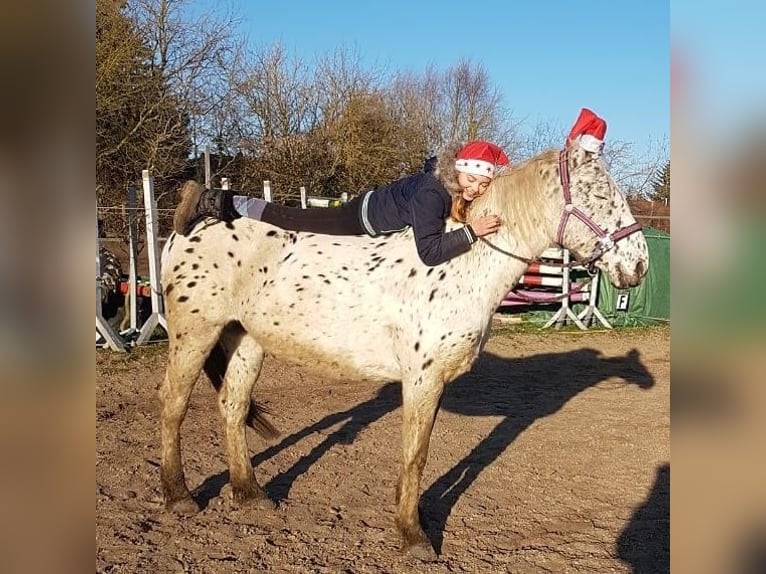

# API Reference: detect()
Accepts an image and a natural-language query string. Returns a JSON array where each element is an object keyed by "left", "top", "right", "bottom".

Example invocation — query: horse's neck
[
  {"left": 462, "top": 221, "right": 553, "bottom": 316},
  {"left": 467, "top": 177, "right": 560, "bottom": 305}
]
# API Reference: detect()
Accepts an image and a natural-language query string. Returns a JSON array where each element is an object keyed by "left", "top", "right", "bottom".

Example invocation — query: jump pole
[
  {"left": 577, "top": 272, "right": 612, "bottom": 329},
  {"left": 542, "top": 248, "right": 586, "bottom": 330}
]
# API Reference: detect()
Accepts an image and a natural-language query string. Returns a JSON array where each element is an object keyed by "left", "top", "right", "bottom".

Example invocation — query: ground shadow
[
  {"left": 194, "top": 381, "right": 402, "bottom": 507},
  {"left": 257, "top": 382, "right": 402, "bottom": 500},
  {"left": 195, "top": 347, "right": 655, "bottom": 554},
  {"left": 616, "top": 463, "right": 670, "bottom": 574},
  {"left": 422, "top": 347, "right": 654, "bottom": 552},
  {"left": 735, "top": 519, "right": 766, "bottom": 574}
]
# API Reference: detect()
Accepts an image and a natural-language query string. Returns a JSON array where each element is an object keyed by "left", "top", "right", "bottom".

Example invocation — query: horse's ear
[{"left": 567, "top": 142, "right": 597, "bottom": 168}]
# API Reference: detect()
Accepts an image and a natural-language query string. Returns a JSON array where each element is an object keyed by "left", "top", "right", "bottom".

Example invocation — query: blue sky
[
  {"left": 672, "top": 0, "right": 766, "bottom": 139},
  {"left": 191, "top": 0, "right": 669, "bottom": 153}
]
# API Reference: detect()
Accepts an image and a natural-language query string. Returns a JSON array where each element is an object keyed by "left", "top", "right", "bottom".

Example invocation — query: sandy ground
[{"left": 96, "top": 325, "right": 669, "bottom": 573}]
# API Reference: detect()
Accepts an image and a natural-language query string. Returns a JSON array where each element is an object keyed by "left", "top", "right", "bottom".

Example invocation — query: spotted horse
[{"left": 158, "top": 141, "right": 648, "bottom": 561}]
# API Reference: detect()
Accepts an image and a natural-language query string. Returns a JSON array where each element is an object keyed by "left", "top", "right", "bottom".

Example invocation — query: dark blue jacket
[{"left": 359, "top": 172, "right": 476, "bottom": 266}]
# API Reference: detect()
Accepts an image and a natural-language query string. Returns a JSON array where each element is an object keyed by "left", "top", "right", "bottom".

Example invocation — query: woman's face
[{"left": 457, "top": 171, "right": 492, "bottom": 201}]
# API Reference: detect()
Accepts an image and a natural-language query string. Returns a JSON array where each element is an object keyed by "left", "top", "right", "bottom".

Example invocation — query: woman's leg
[
  {"left": 260, "top": 199, "right": 364, "bottom": 235},
  {"left": 174, "top": 181, "right": 364, "bottom": 237},
  {"left": 232, "top": 196, "right": 268, "bottom": 220}
]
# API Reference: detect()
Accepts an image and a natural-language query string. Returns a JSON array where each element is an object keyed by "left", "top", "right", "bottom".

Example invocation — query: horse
[{"left": 158, "top": 142, "right": 649, "bottom": 561}]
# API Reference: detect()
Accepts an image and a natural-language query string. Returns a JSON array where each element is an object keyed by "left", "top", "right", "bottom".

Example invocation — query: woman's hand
[{"left": 471, "top": 214, "right": 501, "bottom": 237}]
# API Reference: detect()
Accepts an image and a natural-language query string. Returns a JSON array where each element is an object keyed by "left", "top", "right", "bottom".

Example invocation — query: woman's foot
[{"left": 173, "top": 181, "right": 237, "bottom": 235}]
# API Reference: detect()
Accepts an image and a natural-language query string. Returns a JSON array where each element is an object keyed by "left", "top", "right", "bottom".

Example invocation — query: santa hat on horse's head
[
  {"left": 454, "top": 141, "right": 510, "bottom": 179},
  {"left": 567, "top": 108, "right": 607, "bottom": 154}
]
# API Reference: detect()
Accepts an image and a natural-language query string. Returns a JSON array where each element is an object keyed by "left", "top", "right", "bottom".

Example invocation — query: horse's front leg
[{"left": 396, "top": 371, "right": 445, "bottom": 562}]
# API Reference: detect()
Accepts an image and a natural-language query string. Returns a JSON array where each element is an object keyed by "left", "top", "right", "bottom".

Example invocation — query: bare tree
[
  {"left": 224, "top": 44, "right": 332, "bottom": 198},
  {"left": 388, "top": 67, "right": 446, "bottom": 156},
  {"left": 442, "top": 59, "right": 506, "bottom": 142},
  {"left": 314, "top": 46, "right": 382, "bottom": 126},
  {"left": 514, "top": 117, "right": 566, "bottom": 161},
  {"left": 231, "top": 43, "right": 317, "bottom": 143},
  {"left": 604, "top": 135, "right": 669, "bottom": 198},
  {"left": 127, "top": 0, "right": 242, "bottom": 193},
  {"left": 99, "top": 3, "right": 663, "bottom": 215}
]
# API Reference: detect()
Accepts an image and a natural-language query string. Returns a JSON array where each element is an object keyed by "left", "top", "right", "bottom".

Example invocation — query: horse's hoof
[
  {"left": 233, "top": 489, "right": 276, "bottom": 511},
  {"left": 247, "top": 496, "right": 276, "bottom": 511},
  {"left": 407, "top": 542, "right": 438, "bottom": 562},
  {"left": 166, "top": 497, "right": 199, "bottom": 515}
]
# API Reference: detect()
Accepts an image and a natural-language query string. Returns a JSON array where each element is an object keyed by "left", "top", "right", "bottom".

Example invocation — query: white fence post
[
  {"left": 204, "top": 145, "right": 212, "bottom": 189},
  {"left": 126, "top": 186, "right": 139, "bottom": 333},
  {"left": 263, "top": 180, "right": 272, "bottom": 203},
  {"left": 300, "top": 186, "right": 307, "bottom": 209},
  {"left": 136, "top": 170, "right": 168, "bottom": 345}
]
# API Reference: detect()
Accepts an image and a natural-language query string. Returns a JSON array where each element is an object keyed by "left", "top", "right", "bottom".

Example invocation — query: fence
[
  {"left": 97, "top": 177, "right": 351, "bottom": 350},
  {"left": 627, "top": 199, "right": 670, "bottom": 234}
]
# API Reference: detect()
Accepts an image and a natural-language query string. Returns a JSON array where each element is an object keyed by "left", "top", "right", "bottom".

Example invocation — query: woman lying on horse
[{"left": 173, "top": 141, "right": 510, "bottom": 266}]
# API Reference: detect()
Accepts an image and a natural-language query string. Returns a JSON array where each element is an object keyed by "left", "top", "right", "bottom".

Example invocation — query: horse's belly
[
  {"left": 253, "top": 327, "right": 401, "bottom": 382},
  {"left": 240, "top": 283, "right": 402, "bottom": 380}
]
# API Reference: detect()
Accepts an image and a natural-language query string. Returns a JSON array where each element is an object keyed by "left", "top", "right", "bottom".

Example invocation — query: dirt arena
[{"left": 96, "top": 325, "right": 669, "bottom": 573}]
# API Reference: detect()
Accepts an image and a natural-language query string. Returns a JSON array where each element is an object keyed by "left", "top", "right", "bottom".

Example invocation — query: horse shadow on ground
[
  {"left": 616, "top": 463, "right": 669, "bottom": 574},
  {"left": 195, "top": 347, "right": 654, "bottom": 554}
]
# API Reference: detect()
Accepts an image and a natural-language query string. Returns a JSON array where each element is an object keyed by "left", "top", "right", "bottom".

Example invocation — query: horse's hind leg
[
  {"left": 216, "top": 327, "right": 274, "bottom": 509},
  {"left": 159, "top": 323, "right": 222, "bottom": 514}
]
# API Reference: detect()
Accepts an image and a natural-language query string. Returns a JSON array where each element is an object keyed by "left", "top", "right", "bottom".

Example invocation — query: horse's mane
[{"left": 467, "top": 149, "right": 559, "bottom": 250}]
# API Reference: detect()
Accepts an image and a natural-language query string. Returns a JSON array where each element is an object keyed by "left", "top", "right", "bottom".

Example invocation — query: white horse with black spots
[{"left": 158, "top": 142, "right": 648, "bottom": 561}]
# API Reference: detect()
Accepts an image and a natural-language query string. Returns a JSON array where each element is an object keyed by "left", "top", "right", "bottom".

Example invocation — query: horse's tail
[
  {"left": 203, "top": 334, "right": 281, "bottom": 441},
  {"left": 245, "top": 400, "right": 281, "bottom": 440}
]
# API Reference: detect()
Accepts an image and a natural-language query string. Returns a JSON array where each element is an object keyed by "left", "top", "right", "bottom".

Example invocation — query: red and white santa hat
[
  {"left": 454, "top": 141, "right": 510, "bottom": 178},
  {"left": 567, "top": 108, "right": 607, "bottom": 154}
]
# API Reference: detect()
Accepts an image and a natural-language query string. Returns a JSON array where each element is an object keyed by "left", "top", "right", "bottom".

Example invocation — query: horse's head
[
  {"left": 470, "top": 144, "right": 648, "bottom": 288},
  {"left": 552, "top": 143, "right": 649, "bottom": 288}
]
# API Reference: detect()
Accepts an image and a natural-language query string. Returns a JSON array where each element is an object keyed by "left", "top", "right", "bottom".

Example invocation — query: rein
[
  {"left": 478, "top": 236, "right": 536, "bottom": 265},
  {"left": 478, "top": 148, "right": 643, "bottom": 272},
  {"left": 478, "top": 236, "right": 595, "bottom": 303}
]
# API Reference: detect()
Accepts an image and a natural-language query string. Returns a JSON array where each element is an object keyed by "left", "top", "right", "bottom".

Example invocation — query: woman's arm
[{"left": 409, "top": 188, "right": 475, "bottom": 266}]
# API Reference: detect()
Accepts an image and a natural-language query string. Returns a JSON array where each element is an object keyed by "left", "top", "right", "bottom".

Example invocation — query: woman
[{"left": 174, "top": 140, "right": 509, "bottom": 266}]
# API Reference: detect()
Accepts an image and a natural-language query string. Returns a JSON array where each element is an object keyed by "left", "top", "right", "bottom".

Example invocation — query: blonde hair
[
  {"left": 430, "top": 142, "right": 466, "bottom": 220},
  {"left": 450, "top": 194, "right": 470, "bottom": 222}
]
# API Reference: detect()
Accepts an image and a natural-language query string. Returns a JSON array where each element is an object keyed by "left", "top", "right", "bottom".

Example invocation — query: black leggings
[{"left": 261, "top": 194, "right": 366, "bottom": 235}]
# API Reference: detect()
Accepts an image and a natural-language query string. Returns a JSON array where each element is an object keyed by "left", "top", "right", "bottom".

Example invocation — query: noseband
[{"left": 555, "top": 149, "right": 643, "bottom": 270}]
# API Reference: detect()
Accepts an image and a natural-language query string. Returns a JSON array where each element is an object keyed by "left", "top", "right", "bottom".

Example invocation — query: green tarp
[{"left": 597, "top": 228, "right": 670, "bottom": 326}]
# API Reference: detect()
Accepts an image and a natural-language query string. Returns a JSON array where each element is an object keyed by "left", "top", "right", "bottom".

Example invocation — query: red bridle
[{"left": 555, "top": 149, "right": 643, "bottom": 268}]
